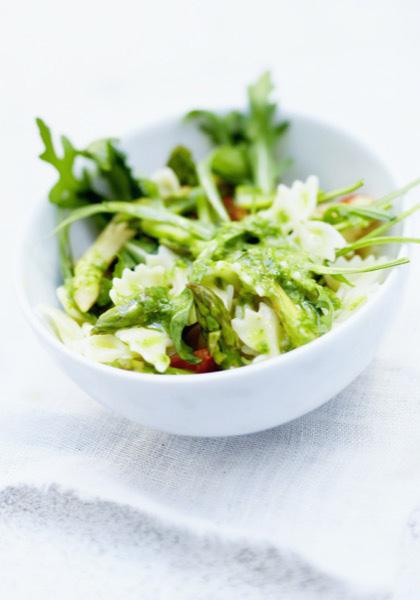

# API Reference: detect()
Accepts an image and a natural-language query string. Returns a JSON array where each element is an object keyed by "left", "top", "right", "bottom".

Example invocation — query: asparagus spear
[
  {"left": 92, "top": 287, "right": 172, "bottom": 334},
  {"left": 188, "top": 283, "right": 243, "bottom": 368},
  {"left": 54, "top": 200, "right": 212, "bottom": 241},
  {"left": 73, "top": 217, "right": 135, "bottom": 312},
  {"left": 57, "top": 224, "right": 74, "bottom": 282},
  {"left": 169, "top": 288, "right": 199, "bottom": 363},
  {"left": 197, "top": 155, "right": 230, "bottom": 222},
  {"left": 317, "top": 180, "right": 365, "bottom": 204},
  {"left": 266, "top": 283, "right": 318, "bottom": 348}
]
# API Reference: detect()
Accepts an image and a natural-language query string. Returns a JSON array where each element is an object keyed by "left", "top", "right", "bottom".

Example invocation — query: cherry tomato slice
[
  {"left": 223, "top": 197, "right": 248, "bottom": 221},
  {"left": 170, "top": 349, "right": 219, "bottom": 373}
]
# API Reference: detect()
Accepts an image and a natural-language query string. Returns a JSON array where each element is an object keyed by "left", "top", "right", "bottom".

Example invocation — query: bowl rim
[{"left": 16, "top": 110, "right": 408, "bottom": 385}]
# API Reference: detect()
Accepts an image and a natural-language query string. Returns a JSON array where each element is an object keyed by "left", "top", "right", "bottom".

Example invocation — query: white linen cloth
[
  {"left": 3, "top": 2, "right": 420, "bottom": 594},
  {"left": 1, "top": 211, "right": 420, "bottom": 599}
]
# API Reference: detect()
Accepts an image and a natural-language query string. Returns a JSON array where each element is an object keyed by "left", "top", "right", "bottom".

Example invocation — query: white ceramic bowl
[{"left": 17, "top": 112, "right": 407, "bottom": 436}]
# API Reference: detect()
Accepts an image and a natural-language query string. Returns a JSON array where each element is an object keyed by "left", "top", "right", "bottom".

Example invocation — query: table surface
[{"left": 2, "top": 1, "right": 420, "bottom": 598}]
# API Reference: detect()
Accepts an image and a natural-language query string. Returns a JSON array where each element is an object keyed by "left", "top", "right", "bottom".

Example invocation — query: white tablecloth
[{"left": 2, "top": 1, "right": 420, "bottom": 597}]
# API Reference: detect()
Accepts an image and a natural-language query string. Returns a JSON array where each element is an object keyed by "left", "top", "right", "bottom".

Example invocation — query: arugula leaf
[
  {"left": 84, "top": 139, "right": 141, "bottom": 201},
  {"left": 360, "top": 203, "right": 420, "bottom": 241},
  {"left": 187, "top": 72, "right": 288, "bottom": 193},
  {"left": 246, "top": 71, "right": 289, "bottom": 193},
  {"left": 36, "top": 118, "right": 101, "bottom": 208},
  {"left": 37, "top": 119, "right": 143, "bottom": 209},
  {"left": 185, "top": 110, "right": 247, "bottom": 145},
  {"left": 374, "top": 176, "right": 420, "bottom": 207},
  {"left": 319, "top": 178, "right": 420, "bottom": 233}
]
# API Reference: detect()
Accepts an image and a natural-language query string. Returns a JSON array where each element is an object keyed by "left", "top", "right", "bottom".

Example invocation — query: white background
[
  {"left": 2, "top": 1, "right": 420, "bottom": 598},
  {"left": 3, "top": 0, "right": 420, "bottom": 196}
]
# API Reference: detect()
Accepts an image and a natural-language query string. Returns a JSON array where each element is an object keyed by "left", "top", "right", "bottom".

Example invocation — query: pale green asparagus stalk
[
  {"left": 73, "top": 217, "right": 135, "bottom": 312},
  {"left": 57, "top": 284, "right": 96, "bottom": 323},
  {"left": 54, "top": 201, "right": 212, "bottom": 240},
  {"left": 197, "top": 155, "right": 230, "bottom": 222},
  {"left": 317, "top": 180, "right": 365, "bottom": 204},
  {"left": 268, "top": 283, "right": 317, "bottom": 348}
]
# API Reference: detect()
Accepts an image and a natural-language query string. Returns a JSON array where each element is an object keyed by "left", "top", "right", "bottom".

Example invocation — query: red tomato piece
[
  {"left": 340, "top": 194, "right": 373, "bottom": 205},
  {"left": 223, "top": 197, "right": 248, "bottom": 221},
  {"left": 340, "top": 194, "right": 357, "bottom": 204},
  {"left": 170, "top": 349, "right": 219, "bottom": 373}
]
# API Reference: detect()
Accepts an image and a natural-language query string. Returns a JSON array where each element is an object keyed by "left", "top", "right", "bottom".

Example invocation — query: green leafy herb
[
  {"left": 36, "top": 118, "right": 101, "bottom": 208},
  {"left": 84, "top": 139, "right": 141, "bottom": 201},
  {"left": 166, "top": 145, "right": 198, "bottom": 186},
  {"left": 188, "top": 72, "right": 289, "bottom": 195},
  {"left": 246, "top": 72, "right": 289, "bottom": 193},
  {"left": 185, "top": 110, "right": 247, "bottom": 146}
]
